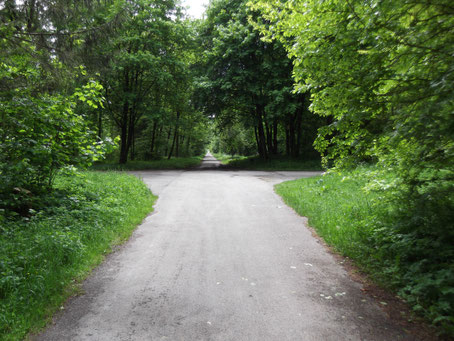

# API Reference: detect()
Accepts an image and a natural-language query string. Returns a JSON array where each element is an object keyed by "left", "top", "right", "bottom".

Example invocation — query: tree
[
  {"left": 252, "top": 0, "right": 454, "bottom": 329},
  {"left": 196, "top": 0, "right": 322, "bottom": 159},
  {"left": 0, "top": 38, "right": 113, "bottom": 214}
]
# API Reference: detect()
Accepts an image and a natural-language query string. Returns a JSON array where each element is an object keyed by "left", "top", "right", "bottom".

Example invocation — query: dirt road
[{"left": 35, "top": 164, "right": 415, "bottom": 340}]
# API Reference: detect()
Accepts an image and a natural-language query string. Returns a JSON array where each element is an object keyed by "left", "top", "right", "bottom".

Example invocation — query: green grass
[
  {"left": 212, "top": 153, "right": 248, "bottom": 164},
  {"left": 219, "top": 155, "right": 323, "bottom": 171},
  {"left": 275, "top": 166, "right": 454, "bottom": 336},
  {"left": 275, "top": 167, "right": 375, "bottom": 262},
  {"left": 0, "top": 172, "right": 156, "bottom": 340},
  {"left": 91, "top": 156, "right": 203, "bottom": 171}
]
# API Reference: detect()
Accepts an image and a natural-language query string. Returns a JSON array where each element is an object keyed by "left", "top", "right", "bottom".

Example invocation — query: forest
[{"left": 0, "top": 0, "right": 453, "bottom": 339}]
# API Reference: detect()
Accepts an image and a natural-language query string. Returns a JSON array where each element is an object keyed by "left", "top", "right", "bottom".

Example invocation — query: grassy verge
[
  {"left": 0, "top": 172, "right": 156, "bottom": 340},
  {"left": 276, "top": 167, "right": 376, "bottom": 261},
  {"left": 212, "top": 153, "right": 248, "bottom": 164},
  {"left": 220, "top": 155, "right": 323, "bottom": 171},
  {"left": 275, "top": 166, "right": 453, "bottom": 336},
  {"left": 91, "top": 156, "right": 203, "bottom": 171}
]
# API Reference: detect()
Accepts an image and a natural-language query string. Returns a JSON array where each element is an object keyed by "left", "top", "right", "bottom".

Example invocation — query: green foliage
[
  {"left": 252, "top": 0, "right": 454, "bottom": 332},
  {"left": 88, "top": 0, "right": 210, "bottom": 164},
  {"left": 0, "top": 43, "right": 116, "bottom": 214},
  {"left": 91, "top": 156, "right": 204, "bottom": 171},
  {"left": 223, "top": 156, "right": 322, "bottom": 171},
  {"left": 210, "top": 120, "right": 257, "bottom": 156},
  {"left": 212, "top": 153, "right": 249, "bottom": 164},
  {"left": 196, "top": 0, "right": 323, "bottom": 159},
  {"left": 0, "top": 172, "right": 156, "bottom": 340},
  {"left": 253, "top": 0, "right": 454, "bottom": 170},
  {"left": 276, "top": 167, "right": 454, "bottom": 335}
]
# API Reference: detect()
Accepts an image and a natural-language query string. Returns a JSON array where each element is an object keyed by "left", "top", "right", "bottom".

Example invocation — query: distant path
[
  {"left": 35, "top": 168, "right": 416, "bottom": 340},
  {"left": 198, "top": 151, "right": 222, "bottom": 169}
]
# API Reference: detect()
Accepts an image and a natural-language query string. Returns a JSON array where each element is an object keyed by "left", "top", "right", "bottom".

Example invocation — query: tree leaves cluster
[
  {"left": 0, "top": 1, "right": 116, "bottom": 215},
  {"left": 195, "top": 0, "right": 323, "bottom": 159},
  {"left": 92, "top": 0, "right": 204, "bottom": 163},
  {"left": 251, "top": 0, "right": 454, "bottom": 331},
  {"left": 0, "top": 0, "right": 209, "bottom": 215}
]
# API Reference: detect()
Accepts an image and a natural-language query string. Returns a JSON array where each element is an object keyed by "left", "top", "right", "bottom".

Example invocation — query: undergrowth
[
  {"left": 275, "top": 166, "right": 454, "bottom": 337},
  {"left": 219, "top": 155, "right": 323, "bottom": 171},
  {"left": 0, "top": 172, "right": 156, "bottom": 340},
  {"left": 212, "top": 153, "right": 248, "bottom": 164},
  {"left": 91, "top": 156, "right": 203, "bottom": 171}
]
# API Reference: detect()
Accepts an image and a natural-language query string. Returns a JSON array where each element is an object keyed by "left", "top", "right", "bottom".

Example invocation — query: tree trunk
[
  {"left": 97, "top": 111, "right": 103, "bottom": 139},
  {"left": 167, "top": 111, "right": 180, "bottom": 160},
  {"left": 164, "top": 127, "right": 172, "bottom": 156},
  {"left": 254, "top": 126, "right": 260, "bottom": 153},
  {"left": 119, "top": 102, "right": 129, "bottom": 164},
  {"left": 255, "top": 105, "right": 268, "bottom": 159},
  {"left": 294, "top": 95, "right": 304, "bottom": 158},
  {"left": 289, "top": 119, "right": 296, "bottom": 158},
  {"left": 119, "top": 68, "right": 130, "bottom": 164},
  {"left": 126, "top": 111, "right": 135, "bottom": 161},
  {"left": 186, "top": 136, "right": 191, "bottom": 155},
  {"left": 150, "top": 120, "right": 158, "bottom": 156},
  {"left": 285, "top": 127, "right": 290, "bottom": 156},
  {"left": 175, "top": 132, "right": 180, "bottom": 157},
  {"left": 130, "top": 125, "right": 135, "bottom": 161},
  {"left": 265, "top": 121, "right": 273, "bottom": 155}
]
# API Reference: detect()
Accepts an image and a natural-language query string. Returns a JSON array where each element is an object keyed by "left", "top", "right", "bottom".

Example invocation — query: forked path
[{"left": 36, "top": 168, "right": 416, "bottom": 340}]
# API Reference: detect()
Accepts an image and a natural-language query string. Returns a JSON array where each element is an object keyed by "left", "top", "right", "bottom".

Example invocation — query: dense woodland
[{"left": 0, "top": 0, "right": 453, "bottom": 338}]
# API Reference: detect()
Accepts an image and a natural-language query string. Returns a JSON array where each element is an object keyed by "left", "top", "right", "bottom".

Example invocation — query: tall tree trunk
[
  {"left": 272, "top": 119, "right": 278, "bottom": 155},
  {"left": 294, "top": 94, "right": 304, "bottom": 158},
  {"left": 175, "top": 132, "right": 180, "bottom": 157},
  {"left": 119, "top": 102, "right": 129, "bottom": 164},
  {"left": 289, "top": 119, "right": 296, "bottom": 158},
  {"left": 150, "top": 120, "right": 158, "bottom": 156},
  {"left": 285, "top": 127, "right": 290, "bottom": 156},
  {"left": 167, "top": 111, "right": 180, "bottom": 160},
  {"left": 164, "top": 127, "right": 172, "bottom": 156},
  {"left": 130, "top": 125, "right": 135, "bottom": 161},
  {"left": 179, "top": 135, "right": 185, "bottom": 156},
  {"left": 97, "top": 111, "right": 103, "bottom": 139},
  {"left": 255, "top": 105, "right": 268, "bottom": 159},
  {"left": 254, "top": 126, "right": 259, "bottom": 154},
  {"left": 156, "top": 126, "right": 163, "bottom": 156},
  {"left": 126, "top": 110, "right": 135, "bottom": 161},
  {"left": 119, "top": 68, "right": 130, "bottom": 164},
  {"left": 168, "top": 130, "right": 177, "bottom": 160},
  {"left": 26, "top": 0, "right": 37, "bottom": 32},
  {"left": 265, "top": 121, "right": 273, "bottom": 155},
  {"left": 186, "top": 136, "right": 191, "bottom": 155}
]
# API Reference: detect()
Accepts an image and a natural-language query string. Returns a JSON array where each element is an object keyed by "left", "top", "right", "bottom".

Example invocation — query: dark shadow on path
[{"left": 197, "top": 151, "right": 222, "bottom": 169}]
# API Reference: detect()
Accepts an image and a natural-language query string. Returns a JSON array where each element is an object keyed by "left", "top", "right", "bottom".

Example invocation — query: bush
[
  {"left": 276, "top": 165, "right": 454, "bottom": 336},
  {"left": 0, "top": 171, "right": 156, "bottom": 340},
  {"left": 0, "top": 42, "right": 115, "bottom": 215}
]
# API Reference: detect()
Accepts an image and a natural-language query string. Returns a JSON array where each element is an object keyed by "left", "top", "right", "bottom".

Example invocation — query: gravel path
[{"left": 34, "top": 160, "right": 416, "bottom": 340}]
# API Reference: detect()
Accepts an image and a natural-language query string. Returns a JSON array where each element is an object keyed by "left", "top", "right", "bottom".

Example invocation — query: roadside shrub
[
  {"left": 276, "top": 166, "right": 454, "bottom": 336},
  {"left": 0, "top": 42, "right": 115, "bottom": 215},
  {"left": 0, "top": 171, "right": 156, "bottom": 340}
]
